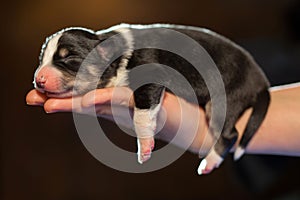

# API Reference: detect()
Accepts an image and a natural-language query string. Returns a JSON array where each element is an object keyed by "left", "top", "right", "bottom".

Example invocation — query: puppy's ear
[
  {"left": 95, "top": 39, "right": 117, "bottom": 61},
  {"left": 95, "top": 32, "right": 127, "bottom": 62}
]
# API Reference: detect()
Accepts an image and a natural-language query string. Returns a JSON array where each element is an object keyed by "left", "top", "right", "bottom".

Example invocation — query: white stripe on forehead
[{"left": 41, "top": 33, "right": 62, "bottom": 66}]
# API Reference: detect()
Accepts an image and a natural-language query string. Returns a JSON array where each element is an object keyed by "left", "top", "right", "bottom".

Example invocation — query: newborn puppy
[{"left": 33, "top": 24, "right": 270, "bottom": 174}]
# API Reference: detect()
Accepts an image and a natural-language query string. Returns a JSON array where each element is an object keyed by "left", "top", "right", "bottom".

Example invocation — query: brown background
[{"left": 1, "top": 0, "right": 300, "bottom": 199}]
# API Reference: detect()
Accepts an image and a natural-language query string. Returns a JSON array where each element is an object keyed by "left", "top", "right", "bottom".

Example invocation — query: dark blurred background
[{"left": 1, "top": 0, "right": 300, "bottom": 199}]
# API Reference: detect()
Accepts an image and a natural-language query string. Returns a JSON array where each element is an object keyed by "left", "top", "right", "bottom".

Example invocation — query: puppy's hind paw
[
  {"left": 234, "top": 146, "right": 245, "bottom": 161},
  {"left": 197, "top": 148, "right": 223, "bottom": 175}
]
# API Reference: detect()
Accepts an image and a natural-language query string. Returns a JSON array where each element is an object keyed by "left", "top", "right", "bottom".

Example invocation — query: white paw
[
  {"left": 137, "top": 137, "right": 155, "bottom": 164},
  {"left": 197, "top": 148, "right": 223, "bottom": 175},
  {"left": 234, "top": 146, "right": 245, "bottom": 161}
]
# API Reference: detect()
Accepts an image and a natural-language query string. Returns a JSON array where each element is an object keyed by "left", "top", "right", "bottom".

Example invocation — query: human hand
[
  {"left": 26, "top": 83, "right": 300, "bottom": 174},
  {"left": 26, "top": 87, "right": 213, "bottom": 155}
]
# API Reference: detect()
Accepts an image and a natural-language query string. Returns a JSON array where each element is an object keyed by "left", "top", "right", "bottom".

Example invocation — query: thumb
[{"left": 26, "top": 89, "right": 48, "bottom": 106}]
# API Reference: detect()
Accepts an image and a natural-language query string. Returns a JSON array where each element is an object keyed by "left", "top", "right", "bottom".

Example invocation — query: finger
[
  {"left": 95, "top": 105, "right": 134, "bottom": 130},
  {"left": 95, "top": 104, "right": 133, "bottom": 117},
  {"left": 26, "top": 89, "right": 48, "bottom": 106},
  {"left": 82, "top": 87, "right": 134, "bottom": 108},
  {"left": 44, "top": 96, "right": 83, "bottom": 113}
]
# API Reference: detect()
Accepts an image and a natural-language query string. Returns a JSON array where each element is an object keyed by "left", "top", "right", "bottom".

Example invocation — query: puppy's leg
[
  {"left": 198, "top": 101, "right": 242, "bottom": 175},
  {"left": 234, "top": 90, "right": 270, "bottom": 160},
  {"left": 133, "top": 84, "right": 165, "bottom": 164},
  {"left": 198, "top": 128, "right": 239, "bottom": 175}
]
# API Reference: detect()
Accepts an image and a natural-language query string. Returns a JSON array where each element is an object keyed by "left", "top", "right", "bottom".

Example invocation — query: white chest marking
[{"left": 105, "top": 28, "right": 134, "bottom": 87}]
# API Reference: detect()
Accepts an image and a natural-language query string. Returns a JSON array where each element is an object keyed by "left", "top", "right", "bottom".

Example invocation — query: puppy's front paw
[{"left": 137, "top": 137, "right": 155, "bottom": 164}]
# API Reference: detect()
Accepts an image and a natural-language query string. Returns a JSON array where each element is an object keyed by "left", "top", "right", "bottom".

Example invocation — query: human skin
[{"left": 26, "top": 83, "right": 300, "bottom": 157}]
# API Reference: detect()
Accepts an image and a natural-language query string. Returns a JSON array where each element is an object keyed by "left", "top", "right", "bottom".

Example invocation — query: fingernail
[
  {"left": 45, "top": 109, "right": 56, "bottom": 114},
  {"left": 26, "top": 101, "right": 34, "bottom": 105},
  {"left": 26, "top": 101, "right": 43, "bottom": 106}
]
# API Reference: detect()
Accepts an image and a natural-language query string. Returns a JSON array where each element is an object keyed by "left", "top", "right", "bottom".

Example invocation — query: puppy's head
[{"left": 33, "top": 27, "right": 122, "bottom": 98}]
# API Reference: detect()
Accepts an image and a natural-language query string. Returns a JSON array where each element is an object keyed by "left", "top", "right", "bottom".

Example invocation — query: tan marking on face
[{"left": 59, "top": 48, "right": 69, "bottom": 58}]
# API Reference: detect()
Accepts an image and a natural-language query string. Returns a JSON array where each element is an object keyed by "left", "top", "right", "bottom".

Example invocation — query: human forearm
[
  {"left": 158, "top": 83, "right": 300, "bottom": 157},
  {"left": 237, "top": 84, "right": 300, "bottom": 156}
]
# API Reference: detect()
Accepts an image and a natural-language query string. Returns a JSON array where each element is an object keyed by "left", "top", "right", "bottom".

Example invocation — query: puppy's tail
[{"left": 234, "top": 89, "right": 270, "bottom": 161}]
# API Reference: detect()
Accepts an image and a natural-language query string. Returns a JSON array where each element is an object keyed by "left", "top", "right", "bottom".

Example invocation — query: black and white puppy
[{"left": 33, "top": 24, "right": 270, "bottom": 174}]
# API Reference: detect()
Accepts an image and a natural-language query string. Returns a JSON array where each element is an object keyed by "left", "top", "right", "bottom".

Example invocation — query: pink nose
[
  {"left": 35, "top": 75, "right": 47, "bottom": 89},
  {"left": 34, "top": 66, "right": 62, "bottom": 92}
]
